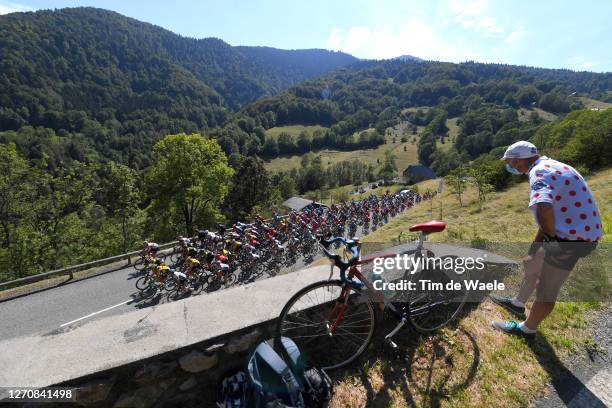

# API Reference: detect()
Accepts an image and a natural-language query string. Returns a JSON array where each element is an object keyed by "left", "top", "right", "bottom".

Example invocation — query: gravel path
[{"left": 534, "top": 303, "right": 611, "bottom": 408}]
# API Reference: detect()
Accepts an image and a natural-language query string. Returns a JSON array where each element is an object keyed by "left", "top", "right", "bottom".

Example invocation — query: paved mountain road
[
  {"left": 0, "top": 225, "right": 372, "bottom": 341},
  {"left": 0, "top": 232, "right": 517, "bottom": 342},
  {"left": 0, "top": 263, "right": 145, "bottom": 341}
]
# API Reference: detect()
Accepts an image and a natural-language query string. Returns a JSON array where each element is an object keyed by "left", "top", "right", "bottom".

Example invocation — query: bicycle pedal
[
  {"left": 384, "top": 338, "right": 398, "bottom": 351},
  {"left": 383, "top": 339, "right": 401, "bottom": 358}
]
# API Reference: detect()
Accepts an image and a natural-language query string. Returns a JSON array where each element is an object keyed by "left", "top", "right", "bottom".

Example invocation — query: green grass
[
  {"left": 401, "top": 106, "right": 432, "bottom": 115},
  {"left": 518, "top": 107, "right": 558, "bottom": 122},
  {"left": 577, "top": 96, "right": 612, "bottom": 110},
  {"left": 447, "top": 117, "right": 460, "bottom": 139},
  {"left": 265, "top": 125, "right": 328, "bottom": 140},
  {"left": 264, "top": 130, "right": 422, "bottom": 173}
]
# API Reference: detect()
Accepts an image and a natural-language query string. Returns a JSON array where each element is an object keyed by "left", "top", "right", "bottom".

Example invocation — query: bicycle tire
[
  {"left": 164, "top": 277, "right": 177, "bottom": 292},
  {"left": 223, "top": 272, "right": 237, "bottom": 287},
  {"left": 276, "top": 279, "right": 377, "bottom": 371},
  {"left": 191, "top": 275, "right": 207, "bottom": 295},
  {"left": 170, "top": 249, "right": 181, "bottom": 264},
  {"left": 165, "top": 286, "right": 179, "bottom": 301},
  {"left": 135, "top": 276, "right": 150, "bottom": 291},
  {"left": 133, "top": 258, "right": 146, "bottom": 271},
  {"left": 407, "top": 259, "right": 469, "bottom": 333},
  {"left": 139, "top": 283, "right": 158, "bottom": 299}
]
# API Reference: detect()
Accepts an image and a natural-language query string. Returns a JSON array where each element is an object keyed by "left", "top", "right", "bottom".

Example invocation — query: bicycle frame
[{"left": 325, "top": 231, "right": 435, "bottom": 333}]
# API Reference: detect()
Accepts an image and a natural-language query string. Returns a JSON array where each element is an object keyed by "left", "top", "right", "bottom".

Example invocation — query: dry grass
[
  {"left": 264, "top": 131, "right": 421, "bottom": 173},
  {"left": 577, "top": 97, "right": 612, "bottom": 111},
  {"left": 330, "top": 167, "right": 612, "bottom": 407},
  {"left": 436, "top": 117, "right": 460, "bottom": 152},
  {"left": 329, "top": 302, "right": 556, "bottom": 408},
  {"left": 265, "top": 125, "right": 328, "bottom": 140},
  {"left": 517, "top": 108, "right": 558, "bottom": 123},
  {"left": 401, "top": 106, "right": 432, "bottom": 115},
  {"left": 365, "top": 167, "right": 611, "bottom": 245}
]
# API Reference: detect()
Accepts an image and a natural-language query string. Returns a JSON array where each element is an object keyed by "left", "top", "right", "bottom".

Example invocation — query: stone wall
[{"left": 49, "top": 322, "right": 275, "bottom": 408}]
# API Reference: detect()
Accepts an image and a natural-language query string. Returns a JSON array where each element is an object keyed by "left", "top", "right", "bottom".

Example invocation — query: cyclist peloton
[{"left": 490, "top": 141, "right": 602, "bottom": 339}]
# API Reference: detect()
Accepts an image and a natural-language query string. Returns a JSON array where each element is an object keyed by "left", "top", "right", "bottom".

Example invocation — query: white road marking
[{"left": 60, "top": 300, "right": 131, "bottom": 327}]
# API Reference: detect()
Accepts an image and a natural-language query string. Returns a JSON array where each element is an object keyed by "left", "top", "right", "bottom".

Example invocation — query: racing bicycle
[{"left": 275, "top": 220, "right": 469, "bottom": 370}]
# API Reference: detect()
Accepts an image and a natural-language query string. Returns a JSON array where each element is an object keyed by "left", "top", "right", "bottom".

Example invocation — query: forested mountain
[
  {"left": 235, "top": 46, "right": 359, "bottom": 90},
  {"left": 0, "top": 7, "right": 357, "bottom": 168},
  {"left": 227, "top": 59, "right": 611, "bottom": 160},
  {"left": 242, "top": 59, "right": 612, "bottom": 130},
  {"left": 1, "top": 7, "right": 611, "bottom": 171}
]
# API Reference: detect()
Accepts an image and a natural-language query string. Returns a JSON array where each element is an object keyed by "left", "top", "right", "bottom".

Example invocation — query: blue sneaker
[{"left": 491, "top": 320, "right": 535, "bottom": 340}]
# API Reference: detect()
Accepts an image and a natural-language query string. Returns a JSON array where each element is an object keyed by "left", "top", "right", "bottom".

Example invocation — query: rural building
[
  {"left": 282, "top": 197, "right": 328, "bottom": 212},
  {"left": 402, "top": 164, "right": 436, "bottom": 184}
]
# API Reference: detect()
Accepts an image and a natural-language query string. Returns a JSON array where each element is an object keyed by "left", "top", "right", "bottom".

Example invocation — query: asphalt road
[
  {"left": 0, "top": 225, "right": 370, "bottom": 341},
  {"left": 0, "top": 262, "right": 148, "bottom": 341},
  {"left": 0, "top": 239, "right": 518, "bottom": 343},
  {"left": 0, "top": 204, "right": 519, "bottom": 343}
]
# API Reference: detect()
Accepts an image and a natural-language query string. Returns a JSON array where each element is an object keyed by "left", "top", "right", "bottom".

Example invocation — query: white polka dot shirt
[{"left": 528, "top": 156, "right": 603, "bottom": 242}]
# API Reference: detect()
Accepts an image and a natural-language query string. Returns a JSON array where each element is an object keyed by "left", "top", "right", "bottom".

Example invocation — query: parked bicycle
[{"left": 275, "top": 220, "right": 469, "bottom": 370}]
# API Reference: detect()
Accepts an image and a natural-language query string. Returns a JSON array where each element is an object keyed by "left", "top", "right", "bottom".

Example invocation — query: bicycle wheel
[
  {"left": 139, "top": 282, "right": 158, "bottom": 299},
  {"left": 135, "top": 275, "right": 151, "bottom": 291},
  {"left": 276, "top": 280, "right": 377, "bottom": 371},
  {"left": 191, "top": 275, "right": 207, "bottom": 295},
  {"left": 169, "top": 249, "right": 181, "bottom": 264},
  {"left": 133, "top": 257, "right": 146, "bottom": 272},
  {"left": 407, "top": 257, "right": 469, "bottom": 333},
  {"left": 222, "top": 272, "right": 237, "bottom": 287}
]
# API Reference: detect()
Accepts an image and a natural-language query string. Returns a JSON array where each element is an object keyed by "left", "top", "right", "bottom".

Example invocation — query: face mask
[{"left": 505, "top": 163, "right": 521, "bottom": 175}]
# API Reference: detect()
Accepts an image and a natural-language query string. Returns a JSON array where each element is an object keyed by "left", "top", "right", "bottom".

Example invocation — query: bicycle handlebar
[{"left": 318, "top": 236, "right": 360, "bottom": 271}]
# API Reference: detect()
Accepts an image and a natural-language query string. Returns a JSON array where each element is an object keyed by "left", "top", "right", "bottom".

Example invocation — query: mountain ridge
[{"left": 1, "top": 6, "right": 611, "bottom": 170}]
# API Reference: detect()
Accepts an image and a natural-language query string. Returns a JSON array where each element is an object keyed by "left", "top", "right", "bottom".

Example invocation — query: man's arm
[
  {"left": 535, "top": 203, "right": 556, "bottom": 238},
  {"left": 533, "top": 229, "right": 544, "bottom": 242},
  {"left": 527, "top": 203, "right": 556, "bottom": 257}
]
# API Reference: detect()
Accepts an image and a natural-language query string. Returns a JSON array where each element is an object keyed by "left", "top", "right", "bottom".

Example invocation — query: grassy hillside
[
  {"left": 366, "top": 167, "right": 611, "bottom": 244},
  {"left": 264, "top": 127, "right": 422, "bottom": 173},
  {"left": 577, "top": 96, "right": 612, "bottom": 110},
  {"left": 263, "top": 103, "right": 563, "bottom": 175},
  {"left": 330, "top": 167, "right": 611, "bottom": 408},
  {"left": 265, "top": 125, "right": 329, "bottom": 140}
]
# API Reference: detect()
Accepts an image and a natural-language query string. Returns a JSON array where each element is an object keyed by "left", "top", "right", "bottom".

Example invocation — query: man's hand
[
  {"left": 528, "top": 241, "right": 542, "bottom": 256},
  {"left": 542, "top": 233, "right": 563, "bottom": 255}
]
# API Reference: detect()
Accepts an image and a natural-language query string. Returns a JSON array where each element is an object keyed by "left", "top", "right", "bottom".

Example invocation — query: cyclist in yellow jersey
[
  {"left": 152, "top": 263, "right": 170, "bottom": 283},
  {"left": 183, "top": 249, "right": 201, "bottom": 280}
]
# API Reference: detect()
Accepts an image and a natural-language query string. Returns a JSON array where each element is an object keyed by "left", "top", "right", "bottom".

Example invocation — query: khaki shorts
[
  {"left": 542, "top": 240, "right": 598, "bottom": 271},
  {"left": 536, "top": 241, "right": 598, "bottom": 302}
]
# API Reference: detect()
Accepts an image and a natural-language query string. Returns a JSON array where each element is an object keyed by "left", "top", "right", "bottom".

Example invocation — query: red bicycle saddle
[{"left": 408, "top": 220, "right": 446, "bottom": 233}]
